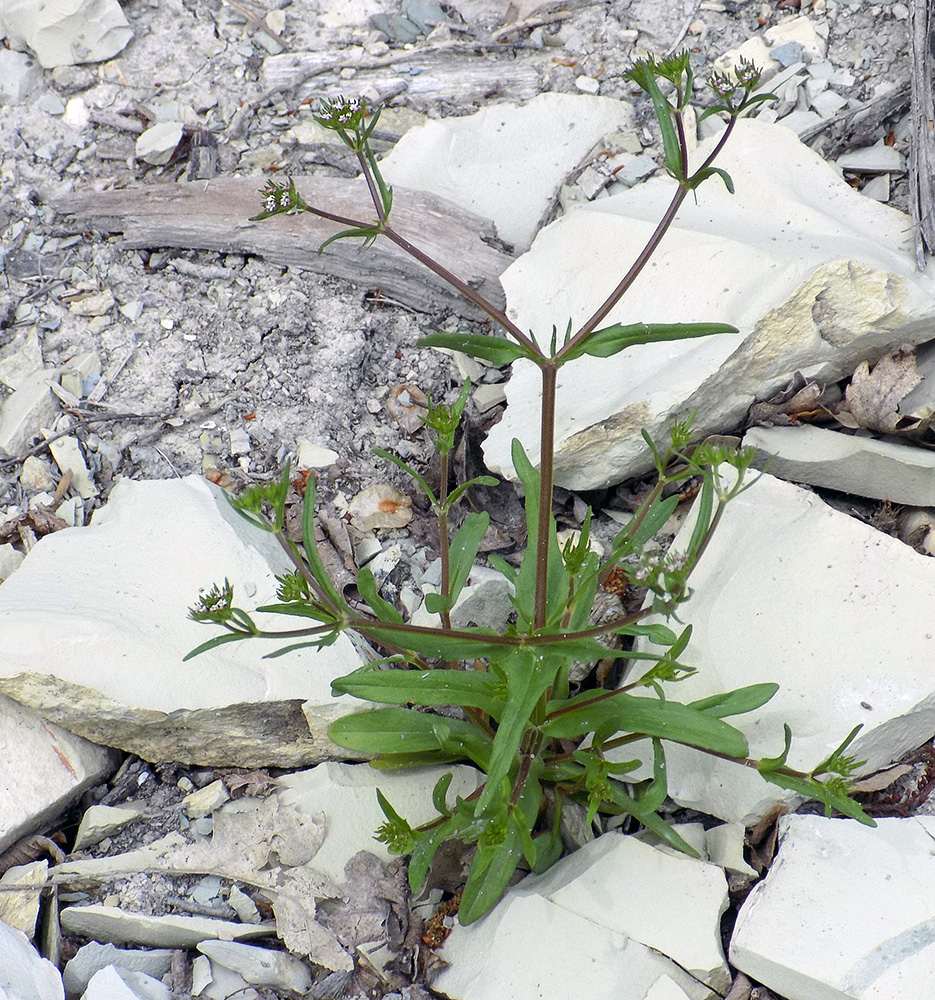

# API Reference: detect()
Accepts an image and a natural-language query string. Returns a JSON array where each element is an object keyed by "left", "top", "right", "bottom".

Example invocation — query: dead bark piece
[
  {"left": 54, "top": 177, "right": 513, "bottom": 319},
  {"left": 909, "top": 0, "right": 935, "bottom": 265},
  {"left": 0, "top": 834, "right": 65, "bottom": 876}
]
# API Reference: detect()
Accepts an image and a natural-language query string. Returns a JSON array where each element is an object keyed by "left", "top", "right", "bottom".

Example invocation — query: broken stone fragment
[
  {"left": 626, "top": 470, "right": 935, "bottom": 824},
  {"left": 197, "top": 940, "right": 312, "bottom": 993},
  {"left": 0, "top": 917, "right": 64, "bottom": 1000},
  {"left": 380, "top": 92, "right": 635, "bottom": 249},
  {"left": 73, "top": 803, "right": 147, "bottom": 851},
  {"left": 295, "top": 438, "right": 338, "bottom": 469},
  {"left": 135, "top": 122, "right": 184, "bottom": 166},
  {"left": 0, "top": 692, "right": 118, "bottom": 854},
  {"left": 0, "top": 0, "right": 133, "bottom": 69},
  {"left": 0, "top": 476, "right": 369, "bottom": 767},
  {"left": 59, "top": 904, "right": 275, "bottom": 948},
  {"left": 44, "top": 431, "right": 97, "bottom": 499},
  {"left": 182, "top": 779, "right": 230, "bottom": 819},
  {"left": 82, "top": 965, "right": 171, "bottom": 1000},
  {"left": 0, "top": 860, "right": 47, "bottom": 938},
  {"left": 744, "top": 424, "right": 935, "bottom": 505},
  {"left": 483, "top": 119, "right": 935, "bottom": 489},
  {"left": 0, "top": 369, "right": 60, "bottom": 457},
  {"left": 433, "top": 892, "right": 711, "bottom": 1000},
  {"left": 523, "top": 833, "right": 730, "bottom": 992},
  {"left": 836, "top": 140, "right": 907, "bottom": 174},
  {"left": 731, "top": 814, "right": 935, "bottom": 1000},
  {"left": 63, "top": 941, "right": 174, "bottom": 996}
]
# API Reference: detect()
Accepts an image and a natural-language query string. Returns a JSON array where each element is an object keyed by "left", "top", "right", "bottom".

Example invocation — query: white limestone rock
[
  {"left": 0, "top": 370, "right": 59, "bottom": 457},
  {"left": 380, "top": 93, "right": 635, "bottom": 249},
  {"left": 197, "top": 940, "right": 312, "bottom": 993},
  {"left": 744, "top": 424, "right": 935, "bottom": 504},
  {"left": 60, "top": 904, "right": 274, "bottom": 949},
  {"left": 0, "top": 476, "right": 369, "bottom": 767},
  {"left": 63, "top": 942, "right": 173, "bottom": 996},
  {"left": 275, "top": 762, "right": 483, "bottom": 882},
  {"left": 483, "top": 119, "right": 935, "bottom": 489},
  {"left": 432, "top": 892, "right": 713, "bottom": 1000},
  {"left": 625, "top": 471, "right": 935, "bottom": 824},
  {"left": 82, "top": 965, "right": 170, "bottom": 1000},
  {"left": 731, "top": 814, "right": 935, "bottom": 1000},
  {"left": 73, "top": 803, "right": 146, "bottom": 851},
  {"left": 704, "top": 824, "right": 757, "bottom": 879},
  {"left": 135, "top": 122, "right": 184, "bottom": 166},
  {"left": 0, "top": 862, "right": 46, "bottom": 938},
  {"left": 0, "top": 0, "right": 133, "bottom": 69},
  {"left": 0, "top": 918, "right": 64, "bottom": 1000},
  {"left": 0, "top": 693, "right": 117, "bottom": 854},
  {"left": 0, "top": 49, "right": 43, "bottom": 104},
  {"left": 182, "top": 779, "right": 230, "bottom": 819},
  {"left": 522, "top": 833, "right": 730, "bottom": 992}
]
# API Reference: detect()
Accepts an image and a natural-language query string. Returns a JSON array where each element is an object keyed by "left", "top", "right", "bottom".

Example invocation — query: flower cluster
[
  {"left": 315, "top": 96, "right": 367, "bottom": 132},
  {"left": 250, "top": 179, "right": 303, "bottom": 222}
]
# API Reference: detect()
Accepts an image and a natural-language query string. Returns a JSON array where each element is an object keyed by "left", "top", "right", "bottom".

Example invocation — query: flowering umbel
[{"left": 250, "top": 178, "right": 305, "bottom": 222}]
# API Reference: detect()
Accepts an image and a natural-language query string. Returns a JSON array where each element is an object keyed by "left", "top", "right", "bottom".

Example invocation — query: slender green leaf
[
  {"left": 688, "top": 166, "right": 734, "bottom": 193},
  {"left": 603, "top": 779, "right": 701, "bottom": 857},
  {"left": 543, "top": 690, "right": 749, "bottom": 757},
  {"left": 459, "top": 819, "right": 524, "bottom": 924},
  {"left": 302, "top": 474, "right": 344, "bottom": 611},
  {"left": 328, "top": 707, "right": 482, "bottom": 755},
  {"left": 419, "top": 332, "right": 534, "bottom": 366},
  {"left": 563, "top": 322, "right": 738, "bottom": 362},
  {"left": 760, "top": 770, "right": 875, "bottom": 826},
  {"left": 318, "top": 225, "right": 382, "bottom": 253},
  {"left": 476, "top": 649, "right": 558, "bottom": 813},
  {"left": 262, "top": 634, "right": 339, "bottom": 657},
  {"left": 432, "top": 772, "right": 454, "bottom": 815},
  {"left": 356, "top": 623, "right": 509, "bottom": 661},
  {"left": 373, "top": 447, "right": 437, "bottom": 505},
  {"left": 689, "top": 683, "right": 779, "bottom": 719},
  {"left": 356, "top": 566, "right": 404, "bottom": 624},
  {"left": 255, "top": 601, "right": 337, "bottom": 622},
  {"left": 332, "top": 666, "right": 506, "bottom": 717},
  {"left": 445, "top": 475, "right": 500, "bottom": 512},
  {"left": 434, "top": 512, "right": 490, "bottom": 614},
  {"left": 184, "top": 631, "right": 250, "bottom": 661}
]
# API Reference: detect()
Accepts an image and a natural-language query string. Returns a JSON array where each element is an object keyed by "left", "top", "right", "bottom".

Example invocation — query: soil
[{"left": 0, "top": 0, "right": 914, "bottom": 997}]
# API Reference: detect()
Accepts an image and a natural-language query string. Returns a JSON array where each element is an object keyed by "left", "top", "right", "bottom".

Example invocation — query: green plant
[{"left": 189, "top": 56, "right": 873, "bottom": 925}]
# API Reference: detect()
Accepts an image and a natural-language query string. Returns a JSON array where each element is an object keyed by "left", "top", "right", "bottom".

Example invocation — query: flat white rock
[
  {"left": 82, "top": 966, "right": 170, "bottom": 1000},
  {"left": 275, "top": 761, "right": 483, "bottom": 882},
  {"left": 744, "top": 424, "right": 935, "bottom": 505},
  {"left": 197, "top": 940, "right": 311, "bottom": 993},
  {"left": 380, "top": 92, "right": 635, "bottom": 249},
  {"left": 432, "top": 893, "right": 712, "bottom": 1000},
  {"left": 0, "top": 919, "right": 64, "bottom": 1000},
  {"left": 0, "top": 0, "right": 133, "bottom": 69},
  {"left": 0, "top": 476, "right": 369, "bottom": 767},
  {"left": 483, "top": 119, "right": 935, "bottom": 489},
  {"left": 60, "top": 904, "right": 274, "bottom": 949},
  {"left": 0, "top": 692, "right": 117, "bottom": 854},
  {"left": 0, "top": 370, "right": 59, "bottom": 456},
  {"left": 520, "top": 832, "right": 730, "bottom": 991},
  {"left": 63, "top": 942, "right": 173, "bottom": 996},
  {"left": 73, "top": 803, "right": 146, "bottom": 851},
  {"left": 731, "top": 814, "right": 935, "bottom": 1000},
  {"left": 624, "top": 471, "right": 935, "bottom": 824},
  {"left": 135, "top": 122, "right": 184, "bottom": 166}
]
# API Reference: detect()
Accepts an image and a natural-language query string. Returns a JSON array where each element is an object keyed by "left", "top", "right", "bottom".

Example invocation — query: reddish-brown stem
[
  {"left": 438, "top": 449, "right": 453, "bottom": 632},
  {"left": 534, "top": 363, "right": 558, "bottom": 631}
]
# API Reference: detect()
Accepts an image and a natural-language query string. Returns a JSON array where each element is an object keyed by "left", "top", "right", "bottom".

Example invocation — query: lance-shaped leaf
[
  {"left": 689, "top": 682, "right": 779, "bottom": 719},
  {"left": 760, "top": 770, "right": 875, "bottom": 826},
  {"left": 329, "top": 707, "right": 484, "bottom": 755},
  {"left": 563, "top": 322, "right": 738, "bottom": 362},
  {"left": 356, "top": 566, "right": 404, "bottom": 624},
  {"left": 419, "top": 332, "right": 536, "bottom": 366},
  {"left": 459, "top": 810, "right": 524, "bottom": 925},
  {"left": 542, "top": 689, "right": 749, "bottom": 757},
  {"left": 331, "top": 666, "right": 506, "bottom": 718},
  {"left": 476, "top": 649, "right": 558, "bottom": 813},
  {"left": 424, "top": 512, "right": 490, "bottom": 616}
]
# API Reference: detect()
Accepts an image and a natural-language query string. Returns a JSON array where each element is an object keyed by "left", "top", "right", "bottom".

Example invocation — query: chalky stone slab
[
  {"left": 484, "top": 119, "right": 935, "bottom": 489},
  {"left": 625, "top": 471, "right": 935, "bottom": 824},
  {"left": 0, "top": 476, "right": 369, "bottom": 767},
  {"left": 731, "top": 815, "right": 935, "bottom": 1000}
]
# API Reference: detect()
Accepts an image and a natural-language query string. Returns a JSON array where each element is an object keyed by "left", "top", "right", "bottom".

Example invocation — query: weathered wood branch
[{"left": 55, "top": 176, "right": 514, "bottom": 317}]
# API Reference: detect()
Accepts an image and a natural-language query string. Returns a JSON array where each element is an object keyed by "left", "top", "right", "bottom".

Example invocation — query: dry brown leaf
[
  {"left": 837, "top": 348, "right": 923, "bottom": 433},
  {"left": 0, "top": 507, "right": 68, "bottom": 545},
  {"left": 849, "top": 763, "right": 914, "bottom": 794},
  {"left": 0, "top": 834, "right": 65, "bottom": 876}
]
